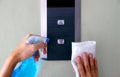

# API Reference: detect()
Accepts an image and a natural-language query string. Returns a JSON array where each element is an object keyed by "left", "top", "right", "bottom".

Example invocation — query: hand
[
  {"left": 76, "top": 52, "right": 99, "bottom": 77},
  {"left": 13, "top": 34, "right": 47, "bottom": 62},
  {"left": 0, "top": 34, "right": 47, "bottom": 77}
]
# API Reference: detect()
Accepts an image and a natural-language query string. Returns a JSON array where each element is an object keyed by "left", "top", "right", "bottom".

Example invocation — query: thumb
[{"left": 33, "top": 42, "right": 47, "bottom": 50}]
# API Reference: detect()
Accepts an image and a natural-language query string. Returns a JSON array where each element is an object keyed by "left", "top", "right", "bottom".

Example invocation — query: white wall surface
[{"left": 0, "top": 0, "right": 120, "bottom": 77}]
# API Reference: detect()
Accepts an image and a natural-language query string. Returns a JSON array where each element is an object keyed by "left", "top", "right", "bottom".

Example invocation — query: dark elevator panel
[{"left": 47, "top": 8, "right": 75, "bottom": 60}]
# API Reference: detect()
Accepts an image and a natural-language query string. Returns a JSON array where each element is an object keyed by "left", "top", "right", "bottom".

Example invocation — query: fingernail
[
  {"left": 89, "top": 53, "right": 92, "bottom": 58},
  {"left": 75, "top": 56, "right": 80, "bottom": 63},
  {"left": 82, "top": 52, "right": 86, "bottom": 58},
  {"left": 76, "top": 57, "right": 79, "bottom": 61},
  {"left": 43, "top": 48, "right": 47, "bottom": 54},
  {"left": 34, "top": 57, "right": 39, "bottom": 62}
]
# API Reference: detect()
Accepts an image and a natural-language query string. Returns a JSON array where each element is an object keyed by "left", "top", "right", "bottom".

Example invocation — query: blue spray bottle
[{"left": 12, "top": 36, "right": 49, "bottom": 77}]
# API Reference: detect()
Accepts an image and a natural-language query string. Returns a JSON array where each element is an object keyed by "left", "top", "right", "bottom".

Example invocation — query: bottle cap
[{"left": 46, "top": 38, "right": 50, "bottom": 43}]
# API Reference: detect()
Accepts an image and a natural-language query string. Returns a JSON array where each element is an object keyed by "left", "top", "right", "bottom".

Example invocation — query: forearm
[{"left": 0, "top": 50, "right": 19, "bottom": 77}]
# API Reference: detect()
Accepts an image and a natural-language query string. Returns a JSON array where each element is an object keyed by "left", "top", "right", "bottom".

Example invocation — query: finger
[
  {"left": 94, "top": 58, "right": 98, "bottom": 72},
  {"left": 76, "top": 57, "right": 85, "bottom": 76},
  {"left": 30, "top": 42, "right": 47, "bottom": 53},
  {"left": 24, "top": 34, "right": 41, "bottom": 40},
  {"left": 89, "top": 53, "right": 94, "bottom": 72},
  {"left": 34, "top": 52, "right": 40, "bottom": 61},
  {"left": 82, "top": 52, "right": 90, "bottom": 73},
  {"left": 33, "top": 42, "right": 47, "bottom": 49},
  {"left": 43, "top": 48, "right": 47, "bottom": 54},
  {"left": 40, "top": 42, "right": 47, "bottom": 48},
  {"left": 24, "top": 34, "right": 33, "bottom": 39},
  {"left": 30, "top": 34, "right": 41, "bottom": 37}
]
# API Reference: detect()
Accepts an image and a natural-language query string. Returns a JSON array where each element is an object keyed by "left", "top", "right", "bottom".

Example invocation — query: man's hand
[{"left": 76, "top": 52, "right": 99, "bottom": 77}]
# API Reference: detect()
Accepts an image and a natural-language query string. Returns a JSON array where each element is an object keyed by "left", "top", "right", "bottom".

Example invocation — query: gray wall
[
  {"left": 82, "top": 0, "right": 120, "bottom": 77},
  {"left": 0, "top": 0, "right": 40, "bottom": 71},
  {"left": 0, "top": 0, "right": 120, "bottom": 77}
]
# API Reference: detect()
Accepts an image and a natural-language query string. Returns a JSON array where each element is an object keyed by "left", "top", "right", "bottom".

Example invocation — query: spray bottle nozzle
[{"left": 25, "top": 36, "right": 50, "bottom": 61}]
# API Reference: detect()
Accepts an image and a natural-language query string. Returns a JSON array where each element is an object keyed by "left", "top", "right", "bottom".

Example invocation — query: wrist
[
  {"left": 10, "top": 52, "right": 20, "bottom": 63},
  {"left": 0, "top": 50, "right": 20, "bottom": 77},
  {"left": 12, "top": 48, "right": 21, "bottom": 62}
]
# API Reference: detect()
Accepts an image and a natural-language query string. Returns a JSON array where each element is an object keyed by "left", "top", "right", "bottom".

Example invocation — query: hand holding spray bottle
[{"left": 12, "top": 36, "right": 49, "bottom": 77}]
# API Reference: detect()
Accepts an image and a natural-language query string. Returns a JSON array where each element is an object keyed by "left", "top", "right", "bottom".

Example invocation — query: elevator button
[
  {"left": 57, "top": 20, "right": 65, "bottom": 25},
  {"left": 57, "top": 39, "right": 65, "bottom": 44}
]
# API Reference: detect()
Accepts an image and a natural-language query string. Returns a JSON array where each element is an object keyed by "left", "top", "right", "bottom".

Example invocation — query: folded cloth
[{"left": 71, "top": 41, "right": 96, "bottom": 77}]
